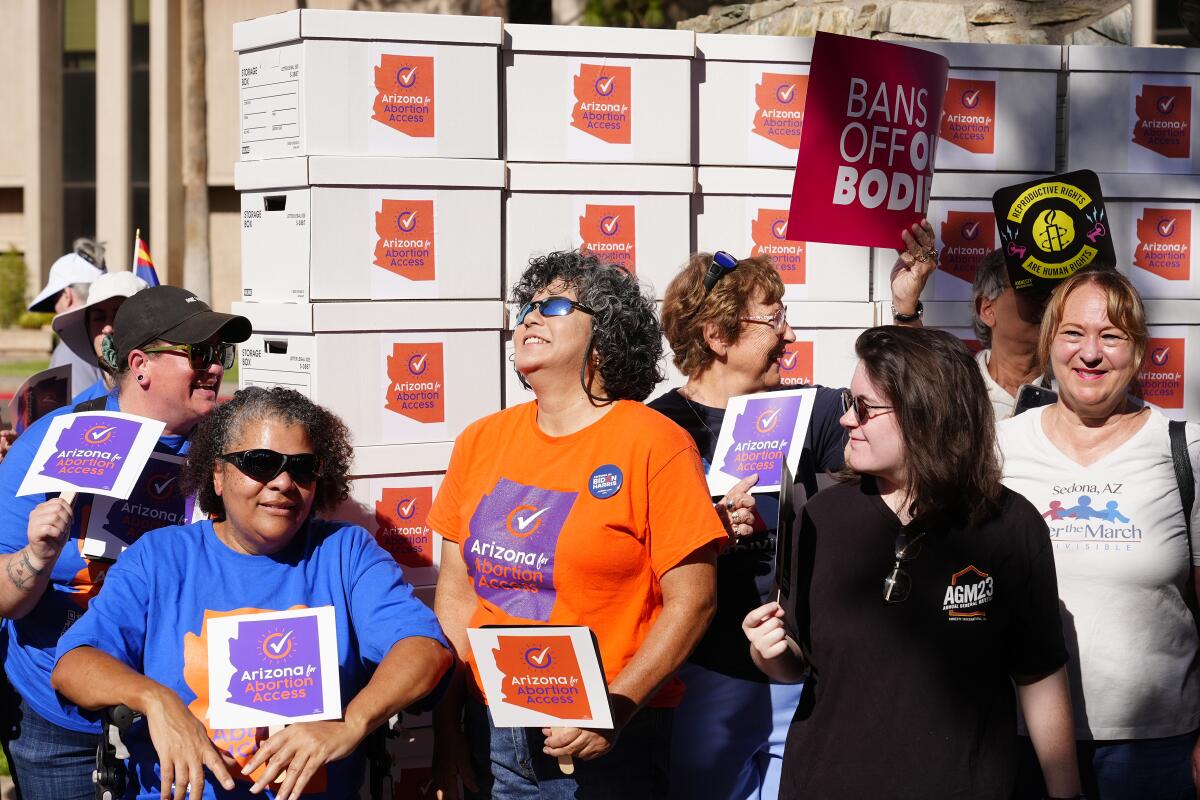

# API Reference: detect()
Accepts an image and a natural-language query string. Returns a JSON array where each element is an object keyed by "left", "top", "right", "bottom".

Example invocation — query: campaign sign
[
  {"left": 16, "top": 411, "right": 164, "bottom": 498},
  {"left": 206, "top": 606, "right": 341, "bottom": 729},
  {"left": 81, "top": 453, "right": 206, "bottom": 560},
  {"left": 467, "top": 625, "right": 613, "bottom": 729},
  {"left": 993, "top": 170, "right": 1117, "bottom": 294},
  {"left": 786, "top": 33, "right": 949, "bottom": 249},
  {"left": 707, "top": 389, "right": 818, "bottom": 497},
  {"left": 8, "top": 366, "right": 71, "bottom": 436}
]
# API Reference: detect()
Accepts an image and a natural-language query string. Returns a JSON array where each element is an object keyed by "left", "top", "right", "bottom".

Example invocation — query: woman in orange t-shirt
[{"left": 428, "top": 250, "right": 725, "bottom": 800}]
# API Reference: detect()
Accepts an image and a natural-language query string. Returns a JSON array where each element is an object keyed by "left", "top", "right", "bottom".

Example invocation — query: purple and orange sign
[
  {"left": 16, "top": 411, "right": 165, "bottom": 499},
  {"left": 707, "top": 389, "right": 818, "bottom": 497}
]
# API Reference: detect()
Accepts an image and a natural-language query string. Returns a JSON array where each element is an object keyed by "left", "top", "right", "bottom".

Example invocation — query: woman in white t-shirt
[{"left": 999, "top": 269, "right": 1200, "bottom": 800}]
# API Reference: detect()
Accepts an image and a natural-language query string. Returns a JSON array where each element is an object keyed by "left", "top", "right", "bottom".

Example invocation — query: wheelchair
[{"left": 93, "top": 706, "right": 410, "bottom": 800}]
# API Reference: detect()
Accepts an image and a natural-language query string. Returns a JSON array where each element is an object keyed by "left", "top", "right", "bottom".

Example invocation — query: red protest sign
[{"left": 787, "top": 33, "right": 949, "bottom": 249}]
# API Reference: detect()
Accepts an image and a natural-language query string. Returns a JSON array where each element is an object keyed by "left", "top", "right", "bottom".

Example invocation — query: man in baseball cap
[{"left": 31, "top": 240, "right": 108, "bottom": 394}]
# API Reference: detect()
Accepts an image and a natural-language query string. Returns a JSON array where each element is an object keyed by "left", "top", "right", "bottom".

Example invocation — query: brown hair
[
  {"left": 1037, "top": 269, "right": 1148, "bottom": 380},
  {"left": 854, "top": 326, "right": 1003, "bottom": 527},
  {"left": 660, "top": 253, "right": 784, "bottom": 377}
]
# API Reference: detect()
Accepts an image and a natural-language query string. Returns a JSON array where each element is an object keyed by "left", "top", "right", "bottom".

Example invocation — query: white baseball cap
[
  {"left": 51, "top": 271, "right": 149, "bottom": 363},
  {"left": 28, "top": 251, "right": 107, "bottom": 313}
]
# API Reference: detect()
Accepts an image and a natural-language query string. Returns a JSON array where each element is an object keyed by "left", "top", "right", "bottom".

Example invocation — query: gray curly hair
[{"left": 971, "top": 249, "right": 1007, "bottom": 348}]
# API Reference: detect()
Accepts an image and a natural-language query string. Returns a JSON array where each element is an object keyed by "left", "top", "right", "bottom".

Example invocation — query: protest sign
[
  {"left": 16, "top": 411, "right": 165, "bottom": 500},
  {"left": 706, "top": 388, "right": 817, "bottom": 497},
  {"left": 206, "top": 606, "right": 342, "bottom": 729},
  {"left": 467, "top": 625, "right": 613, "bottom": 730},
  {"left": 81, "top": 453, "right": 206, "bottom": 560},
  {"left": 786, "top": 32, "right": 949, "bottom": 249},
  {"left": 8, "top": 366, "right": 71, "bottom": 436},
  {"left": 993, "top": 170, "right": 1117, "bottom": 294}
]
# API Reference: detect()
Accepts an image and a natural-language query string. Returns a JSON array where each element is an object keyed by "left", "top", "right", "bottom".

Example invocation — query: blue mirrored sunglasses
[{"left": 515, "top": 296, "right": 596, "bottom": 326}]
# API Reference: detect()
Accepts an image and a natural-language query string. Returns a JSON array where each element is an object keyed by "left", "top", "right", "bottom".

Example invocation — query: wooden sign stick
[{"left": 551, "top": 728, "right": 574, "bottom": 775}]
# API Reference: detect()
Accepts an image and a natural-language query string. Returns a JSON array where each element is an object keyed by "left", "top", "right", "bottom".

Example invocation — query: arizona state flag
[{"left": 132, "top": 231, "right": 160, "bottom": 287}]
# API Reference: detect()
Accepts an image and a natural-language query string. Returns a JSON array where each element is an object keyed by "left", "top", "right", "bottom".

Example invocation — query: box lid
[
  {"left": 1096, "top": 173, "right": 1200, "bottom": 200},
  {"left": 787, "top": 302, "right": 875, "bottom": 328},
  {"left": 930, "top": 172, "right": 1049, "bottom": 200},
  {"left": 351, "top": 442, "right": 453, "bottom": 477},
  {"left": 233, "top": 301, "right": 315, "bottom": 334},
  {"left": 1067, "top": 44, "right": 1200, "bottom": 73},
  {"left": 696, "top": 166, "right": 794, "bottom": 195},
  {"left": 313, "top": 300, "right": 505, "bottom": 332},
  {"left": 507, "top": 163, "right": 694, "bottom": 193},
  {"left": 235, "top": 8, "right": 502, "bottom": 52},
  {"left": 696, "top": 33, "right": 813, "bottom": 63},
  {"left": 905, "top": 41, "right": 1062, "bottom": 71},
  {"left": 234, "top": 158, "right": 310, "bottom": 192},
  {"left": 503, "top": 23, "right": 694, "bottom": 57}
]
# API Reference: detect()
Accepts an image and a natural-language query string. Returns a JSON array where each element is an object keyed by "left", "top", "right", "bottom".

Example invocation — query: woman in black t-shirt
[{"left": 743, "top": 326, "right": 1082, "bottom": 800}]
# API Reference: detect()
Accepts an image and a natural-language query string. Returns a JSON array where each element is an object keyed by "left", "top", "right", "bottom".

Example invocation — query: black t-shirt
[
  {"left": 781, "top": 478, "right": 1068, "bottom": 800},
  {"left": 648, "top": 386, "right": 846, "bottom": 681}
]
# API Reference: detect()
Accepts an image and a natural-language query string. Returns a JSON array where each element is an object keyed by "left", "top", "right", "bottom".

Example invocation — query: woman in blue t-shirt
[{"left": 51, "top": 387, "right": 451, "bottom": 800}]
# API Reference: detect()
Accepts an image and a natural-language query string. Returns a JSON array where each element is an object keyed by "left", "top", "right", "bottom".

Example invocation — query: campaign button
[{"left": 588, "top": 464, "right": 623, "bottom": 499}]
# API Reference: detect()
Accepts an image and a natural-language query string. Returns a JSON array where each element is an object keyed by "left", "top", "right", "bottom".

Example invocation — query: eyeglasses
[
  {"left": 142, "top": 342, "right": 236, "bottom": 370},
  {"left": 741, "top": 307, "right": 789, "bottom": 334},
  {"left": 883, "top": 529, "right": 925, "bottom": 603},
  {"left": 840, "top": 388, "right": 894, "bottom": 425},
  {"left": 515, "top": 296, "right": 595, "bottom": 327},
  {"left": 220, "top": 449, "right": 322, "bottom": 484}
]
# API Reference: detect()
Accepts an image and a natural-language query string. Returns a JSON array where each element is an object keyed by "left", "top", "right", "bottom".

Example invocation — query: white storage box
[
  {"left": 503, "top": 24, "right": 693, "bottom": 164},
  {"left": 505, "top": 163, "right": 693, "bottom": 298},
  {"left": 1067, "top": 46, "right": 1200, "bottom": 175},
  {"left": 235, "top": 301, "right": 503, "bottom": 447},
  {"left": 694, "top": 34, "right": 812, "bottom": 167},
  {"left": 1096, "top": 174, "right": 1200, "bottom": 300},
  {"left": 1140, "top": 300, "right": 1200, "bottom": 421},
  {"left": 696, "top": 167, "right": 871, "bottom": 301},
  {"left": 235, "top": 9, "right": 501, "bottom": 160},
  {"left": 237, "top": 157, "right": 505, "bottom": 303},
  {"left": 872, "top": 172, "right": 1047, "bottom": 303}
]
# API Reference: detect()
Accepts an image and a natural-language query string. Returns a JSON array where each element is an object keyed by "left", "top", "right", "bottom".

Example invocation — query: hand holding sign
[
  {"left": 715, "top": 473, "right": 760, "bottom": 539},
  {"left": 25, "top": 497, "right": 74, "bottom": 571}
]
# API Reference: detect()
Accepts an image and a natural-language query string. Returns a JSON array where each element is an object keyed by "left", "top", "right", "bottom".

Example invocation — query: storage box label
[
  {"left": 571, "top": 64, "right": 631, "bottom": 145},
  {"left": 751, "top": 207, "right": 806, "bottom": 284},
  {"left": 778, "top": 342, "right": 814, "bottom": 387},
  {"left": 940, "top": 78, "right": 995, "bottom": 156},
  {"left": 375, "top": 199, "right": 436, "bottom": 282},
  {"left": 753, "top": 73, "right": 807, "bottom": 150},
  {"left": 1139, "top": 337, "right": 1186, "bottom": 409},
  {"left": 1134, "top": 208, "right": 1191, "bottom": 281},
  {"left": 386, "top": 343, "right": 445, "bottom": 423},
  {"left": 939, "top": 209, "right": 995, "bottom": 284},
  {"left": 373, "top": 54, "right": 435, "bottom": 139},
  {"left": 375, "top": 486, "right": 436, "bottom": 568},
  {"left": 1133, "top": 84, "right": 1190, "bottom": 160},
  {"left": 578, "top": 202, "right": 637, "bottom": 274}
]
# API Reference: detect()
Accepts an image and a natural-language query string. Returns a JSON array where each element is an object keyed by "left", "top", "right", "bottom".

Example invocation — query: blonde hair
[
  {"left": 660, "top": 254, "right": 784, "bottom": 378},
  {"left": 1037, "top": 269, "right": 1148, "bottom": 379}
]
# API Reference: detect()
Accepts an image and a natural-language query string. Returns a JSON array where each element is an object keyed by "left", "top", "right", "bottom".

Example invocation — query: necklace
[{"left": 678, "top": 386, "right": 720, "bottom": 439}]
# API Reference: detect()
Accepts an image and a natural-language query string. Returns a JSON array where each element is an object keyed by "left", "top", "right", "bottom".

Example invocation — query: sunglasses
[
  {"left": 840, "top": 388, "right": 894, "bottom": 426},
  {"left": 883, "top": 529, "right": 926, "bottom": 603},
  {"left": 515, "top": 296, "right": 595, "bottom": 327},
  {"left": 220, "top": 449, "right": 322, "bottom": 484},
  {"left": 143, "top": 342, "right": 236, "bottom": 370},
  {"left": 741, "top": 307, "right": 789, "bottom": 334}
]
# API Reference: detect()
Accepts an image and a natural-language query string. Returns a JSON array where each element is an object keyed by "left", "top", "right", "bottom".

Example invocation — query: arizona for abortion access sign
[
  {"left": 16, "top": 411, "right": 165, "bottom": 498},
  {"left": 787, "top": 33, "right": 949, "bottom": 249}
]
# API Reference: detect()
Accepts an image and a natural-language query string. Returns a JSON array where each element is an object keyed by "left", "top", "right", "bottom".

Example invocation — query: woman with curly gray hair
[
  {"left": 51, "top": 387, "right": 452, "bottom": 800},
  {"left": 429, "top": 251, "right": 725, "bottom": 799}
]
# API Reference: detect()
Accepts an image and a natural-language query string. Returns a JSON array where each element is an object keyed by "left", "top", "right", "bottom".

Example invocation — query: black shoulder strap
[
  {"left": 1170, "top": 420, "right": 1195, "bottom": 543},
  {"left": 73, "top": 396, "right": 108, "bottom": 414}
]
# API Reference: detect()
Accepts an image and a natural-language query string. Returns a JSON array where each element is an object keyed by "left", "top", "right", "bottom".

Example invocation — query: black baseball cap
[{"left": 114, "top": 285, "right": 252, "bottom": 365}]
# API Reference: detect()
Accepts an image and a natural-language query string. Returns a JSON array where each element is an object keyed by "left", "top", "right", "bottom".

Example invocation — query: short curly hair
[
  {"left": 510, "top": 250, "right": 663, "bottom": 402},
  {"left": 182, "top": 386, "right": 354, "bottom": 520},
  {"left": 660, "top": 253, "right": 785, "bottom": 377}
]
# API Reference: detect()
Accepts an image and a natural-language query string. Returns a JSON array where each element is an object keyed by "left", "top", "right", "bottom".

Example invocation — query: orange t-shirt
[{"left": 428, "top": 399, "right": 725, "bottom": 708}]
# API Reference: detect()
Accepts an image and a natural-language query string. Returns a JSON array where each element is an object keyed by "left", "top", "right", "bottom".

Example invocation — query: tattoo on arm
[{"left": 5, "top": 550, "right": 45, "bottom": 592}]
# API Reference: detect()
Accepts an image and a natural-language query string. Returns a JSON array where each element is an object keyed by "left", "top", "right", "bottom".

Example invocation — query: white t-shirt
[
  {"left": 976, "top": 349, "right": 1015, "bottom": 420},
  {"left": 998, "top": 406, "right": 1200, "bottom": 740}
]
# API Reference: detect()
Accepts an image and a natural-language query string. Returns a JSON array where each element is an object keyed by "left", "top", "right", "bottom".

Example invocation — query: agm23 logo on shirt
[{"left": 942, "top": 565, "right": 994, "bottom": 621}]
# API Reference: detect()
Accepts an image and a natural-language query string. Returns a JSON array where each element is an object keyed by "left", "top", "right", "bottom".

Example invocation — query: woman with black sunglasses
[
  {"left": 49, "top": 386, "right": 452, "bottom": 800},
  {"left": 0, "top": 285, "right": 253, "bottom": 800},
  {"left": 429, "top": 250, "right": 725, "bottom": 799},
  {"left": 742, "top": 326, "right": 1082, "bottom": 800}
]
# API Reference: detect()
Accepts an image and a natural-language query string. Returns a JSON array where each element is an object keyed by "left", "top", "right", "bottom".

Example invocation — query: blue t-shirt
[
  {"left": 71, "top": 378, "right": 110, "bottom": 405},
  {"left": 55, "top": 518, "right": 448, "bottom": 800},
  {"left": 0, "top": 389, "right": 188, "bottom": 732}
]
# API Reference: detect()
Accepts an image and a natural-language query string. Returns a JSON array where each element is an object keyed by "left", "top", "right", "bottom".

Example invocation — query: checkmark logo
[
  {"left": 756, "top": 407, "right": 782, "bottom": 432},
  {"left": 962, "top": 89, "right": 981, "bottom": 108},
  {"left": 596, "top": 75, "right": 615, "bottom": 95},
  {"left": 962, "top": 220, "right": 981, "bottom": 240},
  {"left": 398, "top": 66, "right": 418, "bottom": 87},
  {"left": 771, "top": 220, "right": 789, "bottom": 239},
  {"left": 270, "top": 630, "right": 293, "bottom": 654},
  {"left": 1158, "top": 217, "right": 1177, "bottom": 237},
  {"left": 1159, "top": 95, "right": 1177, "bottom": 115},
  {"left": 530, "top": 646, "right": 551, "bottom": 665},
  {"left": 515, "top": 507, "right": 549, "bottom": 531},
  {"left": 780, "top": 352, "right": 798, "bottom": 370},
  {"left": 600, "top": 215, "right": 620, "bottom": 236},
  {"left": 777, "top": 83, "right": 795, "bottom": 103},
  {"left": 398, "top": 211, "right": 418, "bottom": 232},
  {"left": 397, "top": 497, "right": 418, "bottom": 519},
  {"left": 408, "top": 353, "right": 428, "bottom": 375},
  {"left": 87, "top": 426, "right": 116, "bottom": 442},
  {"left": 1153, "top": 347, "right": 1171, "bottom": 366},
  {"left": 152, "top": 476, "right": 177, "bottom": 495}
]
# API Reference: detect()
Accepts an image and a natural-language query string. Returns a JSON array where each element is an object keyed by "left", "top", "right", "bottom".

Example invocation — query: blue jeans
[
  {"left": 6, "top": 698, "right": 95, "bottom": 800},
  {"left": 465, "top": 696, "right": 672, "bottom": 799},
  {"left": 668, "top": 662, "right": 801, "bottom": 800},
  {"left": 1018, "top": 732, "right": 1198, "bottom": 800}
]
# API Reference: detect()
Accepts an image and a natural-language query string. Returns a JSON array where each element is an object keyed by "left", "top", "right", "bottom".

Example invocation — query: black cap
[{"left": 113, "top": 285, "right": 252, "bottom": 365}]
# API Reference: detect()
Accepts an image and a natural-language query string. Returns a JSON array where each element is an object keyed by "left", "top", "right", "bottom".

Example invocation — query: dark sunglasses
[
  {"left": 515, "top": 296, "right": 595, "bottom": 326},
  {"left": 883, "top": 529, "right": 926, "bottom": 604},
  {"left": 220, "top": 449, "right": 322, "bottom": 484},
  {"left": 143, "top": 342, "right": 236, "bottom": 370},
  {"left": 840, "top": 388, "right": 894, "bottom": 426}
]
